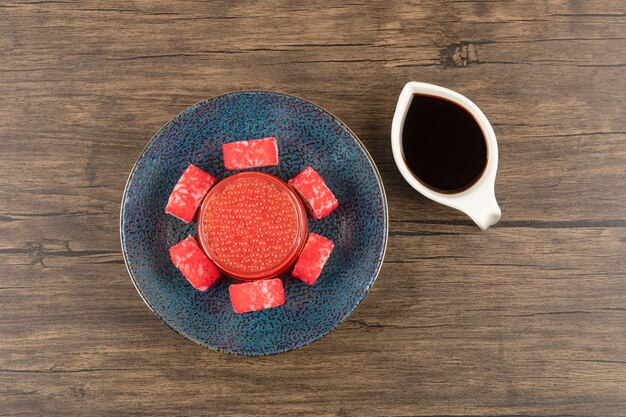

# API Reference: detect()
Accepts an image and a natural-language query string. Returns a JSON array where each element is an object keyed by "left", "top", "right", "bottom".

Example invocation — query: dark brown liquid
[{"left": 402, "top": 94, "right": 487, "bottom": 193}]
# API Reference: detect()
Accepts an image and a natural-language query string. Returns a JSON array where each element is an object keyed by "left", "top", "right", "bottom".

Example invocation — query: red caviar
[{"left": 197, "top": 172, "right": 308, "bottom": 281}]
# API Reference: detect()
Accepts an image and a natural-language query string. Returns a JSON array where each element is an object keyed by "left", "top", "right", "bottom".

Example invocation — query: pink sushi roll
[
  {"left": 291, "top": 233, "right": 334, "bottom": 286},
  {"left": 222, "top": 137, "right": 278, "bottom": 170},
  {"left": 228, "top": 278, "right": 285, "bottom": 314},
  {"left": 169, "top": 236, "right": 220, "bottom": 291},
  {"left": 288, "top": 166, "right": 339, "bottom": 219},
  {"left": 165, "top": 165, "right": 217, "bottom": 223}
]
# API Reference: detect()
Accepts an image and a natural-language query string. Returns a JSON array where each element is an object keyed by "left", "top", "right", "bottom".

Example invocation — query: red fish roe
[
  {"left": 198, "top": 172, "right": 308, "bottom": 280},
  {"left": 229, "top": 278, "right": 285, "bottom": 314},
  {"left": 169, "top": 236, "right": 220, "bottom": 291},
  {"left": 165, "top": 165, "right": 217, "bottom": 223},
  {"left": 222, "top": 137, "right": 278, "bottom": 170},
  {"left": 291, "top": 233, "right": 334, "bottom": 286},
  {"left": 288, "top": 166, "right": 339, "bottom": 219}
]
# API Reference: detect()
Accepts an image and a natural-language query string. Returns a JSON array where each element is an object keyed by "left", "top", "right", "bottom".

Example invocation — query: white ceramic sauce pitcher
[{"left": 391, "top": 82, "right": 501, "bottom": 230}]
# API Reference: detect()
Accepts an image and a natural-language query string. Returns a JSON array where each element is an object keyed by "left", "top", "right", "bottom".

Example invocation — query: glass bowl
[{"left": 197, "top": 172, "right": 308, "bottom": 281}]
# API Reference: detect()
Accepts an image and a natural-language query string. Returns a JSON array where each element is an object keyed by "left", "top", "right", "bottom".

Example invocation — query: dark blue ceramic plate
[{"left": 121, "top": 91, "right": 388, "bottom": 355}]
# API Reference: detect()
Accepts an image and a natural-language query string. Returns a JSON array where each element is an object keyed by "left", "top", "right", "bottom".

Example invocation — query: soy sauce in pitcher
[{"left": 401, "top": 94, "right": 488, "bottom": 194}]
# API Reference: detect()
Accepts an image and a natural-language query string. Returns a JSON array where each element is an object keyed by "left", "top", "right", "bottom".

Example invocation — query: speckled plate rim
[{"left": 120, "top": 90, "right": 389, "bottom": 355}]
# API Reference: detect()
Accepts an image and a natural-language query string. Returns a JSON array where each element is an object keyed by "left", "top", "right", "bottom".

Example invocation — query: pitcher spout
[{"left": 459, "top": 188, "right": 501, "bottom": 230}]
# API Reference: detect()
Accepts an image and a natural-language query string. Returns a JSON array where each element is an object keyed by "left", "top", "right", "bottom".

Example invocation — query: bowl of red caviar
[{"left": 197, "top": 172, "right": 308, "bottom": 281}]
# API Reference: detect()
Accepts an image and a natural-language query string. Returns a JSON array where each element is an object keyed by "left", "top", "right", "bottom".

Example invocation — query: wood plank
[{"left": 0, "top": 0, "right": 625, "bottom": 415}]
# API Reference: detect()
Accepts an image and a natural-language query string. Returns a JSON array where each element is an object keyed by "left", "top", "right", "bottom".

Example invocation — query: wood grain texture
[{"left": 1, "top": 0, "right": 625, "bottom": 415}]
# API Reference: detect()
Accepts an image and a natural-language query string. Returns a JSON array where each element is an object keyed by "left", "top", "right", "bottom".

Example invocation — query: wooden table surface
[{"left": 1, "top": 1, "right": 625, "bottom": 416}]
